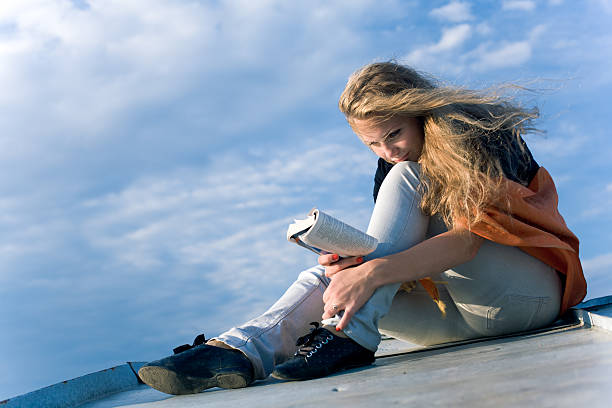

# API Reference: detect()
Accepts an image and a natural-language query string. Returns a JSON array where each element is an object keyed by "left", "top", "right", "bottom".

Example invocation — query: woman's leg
[
  {"left": 139, "top": 266, "right": 333, "bottom": 393},
  {"left": 376, "top": 214, "right": 478, "bottom": 345},
  {"left": 444, "top": 240, "right": 561, "bottom": 336},
  {"left": 378, "top": 241, "right": 561, "bottom": 345},
  {"left": 340, "top": 161, "right": 433, "bottom": 351},
  {"left": 379, "top": 284, "right": 480, "bottom": 346},
  {"left": 214, "top": 266, "right": 331, "bottom": 380}
]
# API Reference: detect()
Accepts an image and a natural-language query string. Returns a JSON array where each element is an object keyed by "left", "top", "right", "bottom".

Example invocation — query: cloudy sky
[{"left": 1, "top": 0, "right": 611, "bottom": 399}]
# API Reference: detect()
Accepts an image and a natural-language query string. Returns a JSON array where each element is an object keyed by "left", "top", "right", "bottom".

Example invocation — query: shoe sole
[
  {"left": 270, "top": 359, "right": 374, "bottom": 381},
  {"left": 138, "top": 366, "right": 249, "bottom": 395}
]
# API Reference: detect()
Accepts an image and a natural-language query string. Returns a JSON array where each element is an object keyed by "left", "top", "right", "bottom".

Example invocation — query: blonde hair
[{"left": 339, "top": 62, "right": 539, "bottom": 228}]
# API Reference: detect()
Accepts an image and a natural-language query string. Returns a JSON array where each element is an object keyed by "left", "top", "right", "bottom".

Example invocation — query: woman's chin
[{"left": 391, "top": 155, "right": 410, "bottom": 163}]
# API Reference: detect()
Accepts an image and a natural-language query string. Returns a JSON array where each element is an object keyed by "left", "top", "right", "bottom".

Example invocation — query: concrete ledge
[
  {"left": 589, "top": 312, "right": 612, "bottom": 331},
  {"left": 572, "top": 295, "right": 612, "bottom": 332},
  {"left": 1, "top": 362, "right": 146, "bottom": 408},
  {"left": 574, "top": 308, "right": 612, "bottom": 332}
]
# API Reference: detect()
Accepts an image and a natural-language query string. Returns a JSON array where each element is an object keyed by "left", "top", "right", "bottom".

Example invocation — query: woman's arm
[
  {"left": 323, "top": 227, "right": 484, "bottom": 330},
  {"left": 366, "top": 227, "right": 484, "bottom": 288}
]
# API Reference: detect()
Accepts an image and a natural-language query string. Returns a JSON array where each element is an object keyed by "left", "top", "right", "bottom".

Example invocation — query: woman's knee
[
  {"left": 379, "top": 161, "right": 422, "bottom": 195},
  {"left": 297, "top": 265, "right": 330, "bottom": 287},
  {"left": 366, "top": 161, "right": 430, "bottom": 256},
  {"left": 373, "top": 161, "right": 425, "bottom": 219}
]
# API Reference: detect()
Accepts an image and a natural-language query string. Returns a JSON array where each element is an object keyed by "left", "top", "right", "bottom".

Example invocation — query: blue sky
[{"left": 1, "top": 0, "right": 611, "bottom": 399}]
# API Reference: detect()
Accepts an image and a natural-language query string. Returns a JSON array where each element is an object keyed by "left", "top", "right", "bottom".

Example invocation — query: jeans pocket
[{"left": 486, "top": 294, "right": 552, "bottom": 333}]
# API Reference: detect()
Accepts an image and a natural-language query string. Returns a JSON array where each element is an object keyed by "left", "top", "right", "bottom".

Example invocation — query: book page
[{"left": 296, "top": 209, "right": 377, "bottom": 257}]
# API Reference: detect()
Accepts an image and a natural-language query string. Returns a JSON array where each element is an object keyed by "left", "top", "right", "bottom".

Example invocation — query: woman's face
[{"left": 351, "top": 116, "right": 424, "bottom": 164}]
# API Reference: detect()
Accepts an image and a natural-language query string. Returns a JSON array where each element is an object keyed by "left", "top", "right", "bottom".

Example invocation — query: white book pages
[{"left": 287, "top": 208, "right": 378, "bottom": 257}]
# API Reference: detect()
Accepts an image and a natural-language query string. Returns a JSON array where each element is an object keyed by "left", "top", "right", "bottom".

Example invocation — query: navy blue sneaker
[
  {"left": 138, "top": 335, "right": 254, "bottom": 395},
  {"left": 271, "top": 322, "right": 375, "bottom": 381}
]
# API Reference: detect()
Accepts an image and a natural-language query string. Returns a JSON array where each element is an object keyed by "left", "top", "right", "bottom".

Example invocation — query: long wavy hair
[{"left": 339, "top": 62, "right": 539, "bottom": 228}]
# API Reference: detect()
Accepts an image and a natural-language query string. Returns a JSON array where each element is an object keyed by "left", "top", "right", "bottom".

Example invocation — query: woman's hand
[
  {"left": 321, "top": 259, "right": 380, "bottom": 331},
  {"left": 318, "top": 253, "right": 364, "bottom": 278}
]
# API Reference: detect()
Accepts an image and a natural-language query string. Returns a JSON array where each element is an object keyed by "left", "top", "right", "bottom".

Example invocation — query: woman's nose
[{"left": 382, "top": 142, "right": 397, "bottom": 158}]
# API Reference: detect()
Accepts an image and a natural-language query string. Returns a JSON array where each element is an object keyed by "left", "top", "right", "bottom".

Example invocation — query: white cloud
[
  {"left": 582, "top": 253, "right": 612, "bottom": 278},
  {"left": 529, "top": 24, "right": 547, "bottom": 41},
  {"left": 0, "top": 0, "right": 407, "bottom": 168},
  {"left": 502, "top": 0, "right": 536, "bottom": 11},
  {"left": 582, "top": 251, "right": 612, "bottom": 300},
  {"left": 429, "top": 1, "right": 474, "bottom": 22},
  {"left": 0, "top": 0, "right": 214, "bottom": 135},
  {"left": 471, "top": 41, "right": 531, "bottom": 71},
  {"left": 434, "top": 24, "right": 472, "bottom": 52},
  {"left": 405, "top": 24, "right": 471, "bottom": 67},
  {"left": 79, "top": 137, "right": 373, "bottom": 280},
  {"left": 476, "top": 22, "right": 493, "bottom": 35},
  {"left": 404, "top": 17, "right": 547, "bottom": 74},
  {"left": 579, "top": 180, "right": 612, "bottom": 218},
  {"left": 527, "top": 125, "right": 588, "bottom": 160},
  {"left": 552, "top": 39, "right": 579, "bottom": 49}
]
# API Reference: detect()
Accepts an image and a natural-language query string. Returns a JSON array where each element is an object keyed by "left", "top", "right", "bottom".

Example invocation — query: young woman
[{"left": 138, "top": 62, "right": 586, "bottom": 395}]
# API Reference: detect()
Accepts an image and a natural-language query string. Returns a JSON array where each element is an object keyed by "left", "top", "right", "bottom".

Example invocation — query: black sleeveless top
[{"left": 373, "top": 133, "right": 539, "bottom": 202}]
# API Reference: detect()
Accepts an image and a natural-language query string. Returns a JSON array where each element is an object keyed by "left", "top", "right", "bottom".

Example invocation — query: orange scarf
[{"left": 414, "top": 167, "right": 586, "bottom": 315}]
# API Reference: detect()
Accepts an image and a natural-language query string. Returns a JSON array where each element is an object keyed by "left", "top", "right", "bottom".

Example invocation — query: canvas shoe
[
  {"left": 271, "top": 322, "right": 375, "bottom": 381},
  {"left": 138, "top": 335, "right": 254, "bottom": 395}
]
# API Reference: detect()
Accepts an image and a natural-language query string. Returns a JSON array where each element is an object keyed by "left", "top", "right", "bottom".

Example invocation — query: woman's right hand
[{"left": 318, "top": 253, "right": 364, "bottom": 278}]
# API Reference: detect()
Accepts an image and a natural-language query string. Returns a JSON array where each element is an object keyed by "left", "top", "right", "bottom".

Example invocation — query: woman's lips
[{"left": 392, "top": 153, "right": 410, "bottom": 163}]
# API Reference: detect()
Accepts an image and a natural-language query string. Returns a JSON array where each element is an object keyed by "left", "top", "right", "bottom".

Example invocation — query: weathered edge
[{"left": 0, "top": 362, "right": 148, "bottom": 408}]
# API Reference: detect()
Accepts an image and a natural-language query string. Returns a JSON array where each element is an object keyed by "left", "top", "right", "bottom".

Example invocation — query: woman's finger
[
  {"left": 322, "top": 301, "right": 342, "bottom": 320},
  {"left": 318, "top": 253, "right": 340, "bottom": 266},
  {"left": 324, "top": 256, "right": 365, "bottom": 277},
  {"left": 321, "top": 304, "right": 337, "bottom": 320},
  {"left": 322, "top": 308, "right": 335, "bottom": 320},
  {"left": 324, "top": 266, "right": 338, "bottom": 278},
  {"left": 336, "top": 307, "right": 355, "bottom": 331}
]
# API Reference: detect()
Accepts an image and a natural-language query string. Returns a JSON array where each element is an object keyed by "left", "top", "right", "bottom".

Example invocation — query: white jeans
[{"left": 215, "top": 162, "right": 561, "bottom": 380}]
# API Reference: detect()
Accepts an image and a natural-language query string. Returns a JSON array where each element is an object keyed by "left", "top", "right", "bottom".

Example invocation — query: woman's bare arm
[
  {"left": 366, "top": 227, "right": 484, "bottom": 288},
  {"left": 322, "top": 227, "right": 484, "bottom": 330}
]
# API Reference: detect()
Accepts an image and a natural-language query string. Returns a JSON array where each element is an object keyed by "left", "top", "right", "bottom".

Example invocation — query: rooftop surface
[{"left": 4, "top": 297, "right": 612, "bottom": 408}]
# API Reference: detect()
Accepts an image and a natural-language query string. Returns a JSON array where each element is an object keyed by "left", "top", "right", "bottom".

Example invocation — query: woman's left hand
[{"left": 322, "top": 259, "right": 379, "bottom": 331}]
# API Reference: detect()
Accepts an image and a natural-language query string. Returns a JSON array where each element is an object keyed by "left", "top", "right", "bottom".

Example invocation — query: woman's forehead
[{"left": 351, "top": 117, "right": 403, "bottom": 140}]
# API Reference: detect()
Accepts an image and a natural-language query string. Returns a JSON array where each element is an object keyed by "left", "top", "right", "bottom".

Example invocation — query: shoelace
[
  {"left": 294, "top": 322, "right": 334, "bottom": 358},
  {"left": 173, "top": 333, "right": 207, "bottom": 354}
]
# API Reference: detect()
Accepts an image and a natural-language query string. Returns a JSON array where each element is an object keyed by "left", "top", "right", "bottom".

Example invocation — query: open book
[{"left": 286, "top": 208, "right": 378, "bottom": 257}]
